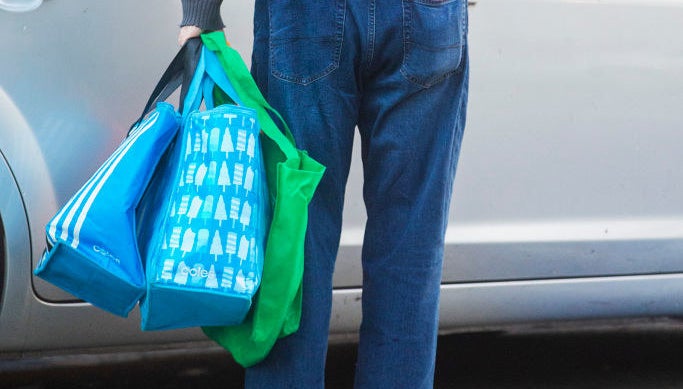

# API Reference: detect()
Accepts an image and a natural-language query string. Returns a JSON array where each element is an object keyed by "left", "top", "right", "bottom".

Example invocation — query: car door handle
[{"left": 0, "top": 0, "right": 43, "bottom": 12}]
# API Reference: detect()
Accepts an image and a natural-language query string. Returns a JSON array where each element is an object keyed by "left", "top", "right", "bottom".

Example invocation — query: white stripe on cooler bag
[
  {"left": 47, "top": 112, "right": 160, "bottom": 248},
  {"left": 70, "top": 112, "right": 162, "bottom": 248},
  {"left": 50, "top": 138, "right": 132, "bottom": 243},
  {"left": 48, "top": 113, "right": 160, "bottom": 243},
  {"left": 48, "top": 137, "right": 131, "bottom": 243}
]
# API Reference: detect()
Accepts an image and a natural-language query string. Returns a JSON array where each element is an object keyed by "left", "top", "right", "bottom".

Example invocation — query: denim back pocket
[
  {"left": 269, "top": 0, "right": 346, "bottom": 85},
  {"left": 401, "top": 0, "right": 467, "bottom": 88}
]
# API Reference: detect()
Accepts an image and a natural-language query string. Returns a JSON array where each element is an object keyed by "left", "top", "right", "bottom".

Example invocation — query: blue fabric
[
  {"left": 35, "top": 102, "right": 180, "bottom": 317},
  {"left": 245, "top": 0, "right": 469, "bottom": 387},
  {"left": 137, "top": 46, "right": 268, "bottom": 331},
  {"left": 183, "top": 47, "right": 244, "bottom": 119}
]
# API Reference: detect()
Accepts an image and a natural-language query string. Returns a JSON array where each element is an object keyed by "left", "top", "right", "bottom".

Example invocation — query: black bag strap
[{"left": 129, "top": 38, "right": 203, "bottom": 134}]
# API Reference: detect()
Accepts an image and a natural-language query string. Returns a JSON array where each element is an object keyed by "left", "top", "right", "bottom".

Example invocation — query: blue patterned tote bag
[{"left": 136, "top": 43, "right": 268, "bottom": 330}]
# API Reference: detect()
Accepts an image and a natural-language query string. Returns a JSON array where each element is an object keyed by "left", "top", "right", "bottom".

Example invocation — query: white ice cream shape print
[
  {"left": 185, "top": 163, "right": 197, "bottom": 185},
  {"left": 194, "top": 163, "right": 207, "bottom": 190},
  {"left": 214, "top": 195, "right": 228, "bottom": 226},
  {"left": 209, "top": 127, "right": 221, "bottom": 153},
  {"left": 237, "top": 235, "right": 249, "bottom": 266},
  {"left": 180, "top": 228, "right": 196, "bottom": 257},
  {"left": 206, "top": 264, "right": 219, "bottom": 289},
  {"left": 187, "top": 196, "right": 203, "bottom": 223},
  {"left": 169, "top": 226, "right": 182, "bottom": 255},
  {"left": 225, "top": 232, "right": 237, "bottom": 261},
  {"left": 247, "top": 133, "right": 256, "bottom": 163},
  {"left": 240, "top": 201, "right": 252, "bottom": 231},
  {"left": 201, "top": 128, "right": 208, "bottom": 154},
  {"left": 207, "top": 161, "right": 217, "bottom": 186},
  {"left": 229, "top": 197, "right": 240, "bottom": 227},
  {"left": 161, "top": 259, "right": 174, "bottom": 281},
  {"left": 233, "top": 163, "right": 244, "bottom": 193},
  {"left": 236, "top": 129, "right": 247, "bottom": 159},
  {"left": 221, "top": 266, "right": 234, "bottom": 289},
  {"left": 201, "top": 195, "right": 215, "bottom": 223},
  {"left": 210, "top": 231, "right": 223, "bottom": 261},
  {"left": 218, "top": 161, "right": 231, "bottom": 192},
  {"left": 244, "top": 166, "right": 254, "bottom": 195},
  {"left": 176, "top": 195, "right": 190, "bottom": 222}
]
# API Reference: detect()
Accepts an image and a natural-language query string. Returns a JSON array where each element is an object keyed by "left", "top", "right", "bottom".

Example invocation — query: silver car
[{"left": 2, "top": 0, "right": 683, "bottom": 360}]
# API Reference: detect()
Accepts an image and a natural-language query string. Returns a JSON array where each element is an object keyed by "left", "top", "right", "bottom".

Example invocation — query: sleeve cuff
[{"left": 180, "top": 0, "right": 225, "bottom": 31}]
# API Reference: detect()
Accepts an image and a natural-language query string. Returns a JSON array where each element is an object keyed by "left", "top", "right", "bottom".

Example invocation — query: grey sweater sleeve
[{"left": 180, "top": 0, "right": 224, "bottom": 31}]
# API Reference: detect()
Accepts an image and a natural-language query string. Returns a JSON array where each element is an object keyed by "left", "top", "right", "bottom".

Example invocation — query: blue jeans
[{"left": 246, "top": 0, "right": 469, "bottom": 387}]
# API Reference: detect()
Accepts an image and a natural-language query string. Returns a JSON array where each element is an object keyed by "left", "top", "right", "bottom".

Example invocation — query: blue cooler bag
[
  {"left": 34, "top": 103, "right": 180, "bottom": 317},
  {"left": 137, "top": 44, "right": 268, "bottom": 330}
]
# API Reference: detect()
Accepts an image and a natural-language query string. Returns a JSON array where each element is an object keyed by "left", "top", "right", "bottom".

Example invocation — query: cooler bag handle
[
  {"left": 130, "top": 38, "right": 246, "bottom": 131},
  {"left": 130, "top": 39, "right": 197, "bottom": 131},
  {"left": 181, "top": 46, "right": 244, "bottom": 119}
]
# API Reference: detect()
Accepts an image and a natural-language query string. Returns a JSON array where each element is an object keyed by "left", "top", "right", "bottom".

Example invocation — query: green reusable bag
[{"left": 200, "top": 31, "right": 325, "bottom": 367}]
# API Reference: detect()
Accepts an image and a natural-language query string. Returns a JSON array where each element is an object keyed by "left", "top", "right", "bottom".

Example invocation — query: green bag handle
[
  {"left": 201, "top": 32, "right": 298, "bottom": 160},
  {"left": 200, "top": 31, "right": 325, "bottom": 367}
]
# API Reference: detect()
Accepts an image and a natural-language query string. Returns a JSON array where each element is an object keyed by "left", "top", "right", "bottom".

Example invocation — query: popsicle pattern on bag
[{"left": 155, "top": 107, "right": 264, "bottom": 295}]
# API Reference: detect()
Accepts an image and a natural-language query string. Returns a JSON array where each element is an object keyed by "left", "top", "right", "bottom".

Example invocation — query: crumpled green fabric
[{"left": 200, "top": 31, "right": 325, "bottom": 368}]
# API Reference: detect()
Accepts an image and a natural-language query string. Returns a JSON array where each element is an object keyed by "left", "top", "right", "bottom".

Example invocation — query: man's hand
[{"left": 178, "top": 25, "right": 202, "bottom": 46}]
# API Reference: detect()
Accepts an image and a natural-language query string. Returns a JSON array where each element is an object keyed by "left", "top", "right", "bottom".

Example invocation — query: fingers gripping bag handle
[{"left": 199, "top": 31, "right": 326, "bottom": 367}]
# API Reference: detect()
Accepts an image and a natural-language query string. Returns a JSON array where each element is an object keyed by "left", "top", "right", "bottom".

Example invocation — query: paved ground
[{"left": 4, "top": 322, "right": 683, "bottom": 388}]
